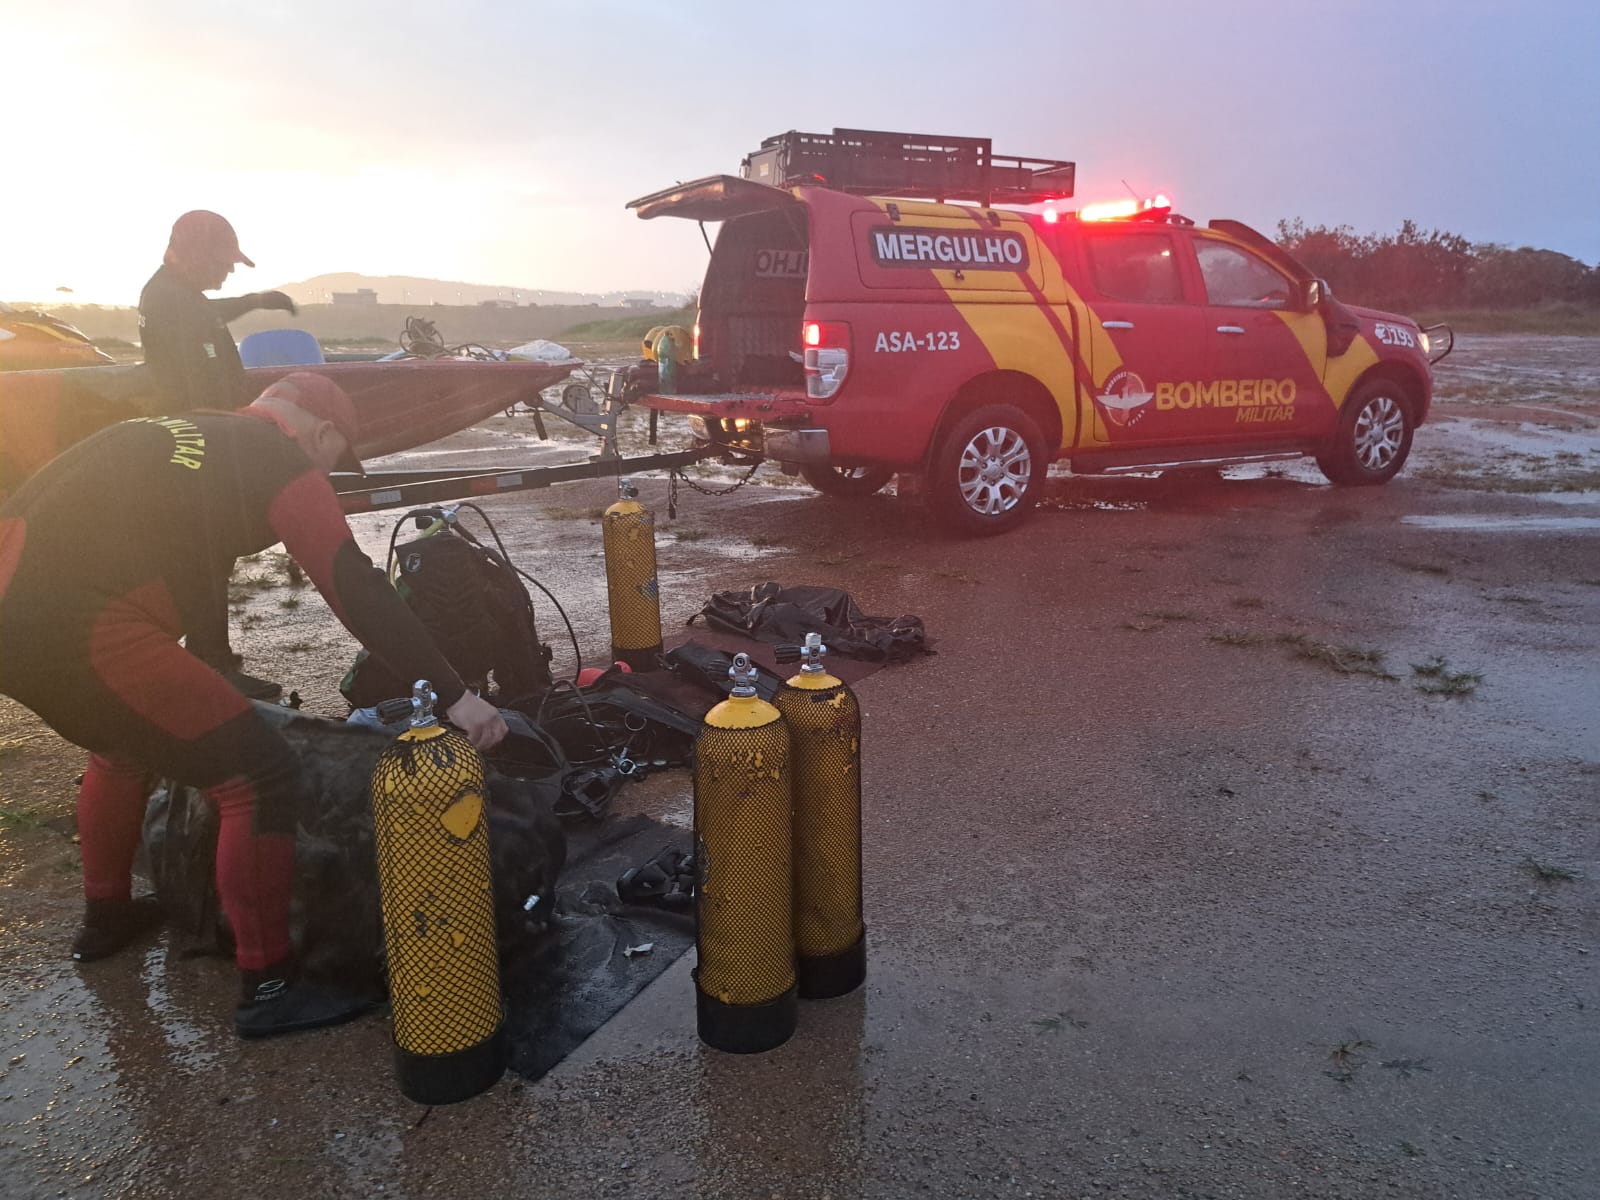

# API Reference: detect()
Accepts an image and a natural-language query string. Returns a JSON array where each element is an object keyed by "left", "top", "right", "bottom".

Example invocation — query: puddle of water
[
  {"left": 1423, "top": 416, "right": 1600, "bottom": 461},
  {"left": 1401, "top": 514, "right": 1600, "bottom": 532},
  {"left": 136, "top": 943, "right": 223, "bottom": 1074},
  {"left": 1431, "top": 333, "right": 1600, "bottom": 406},
  {"left": 1038, "top": 496, "right": 1149, "bottom": 513}
]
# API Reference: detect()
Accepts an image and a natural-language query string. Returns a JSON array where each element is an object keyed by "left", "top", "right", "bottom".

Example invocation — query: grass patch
[
  {"left": 1416, "top": 465, "right": 1600, "bottom": 494},
  {"left": 1209, "top": 629, "right": 1267, "bottom": 647},
  {"left": 1210, "top": 629, "right": 1398, "bottom": 679},
  {"left": 1411, "top": 655, "right": 1483, "bottom": 697},
  {"left": 1280, "top": 634, "right": 1395, "bottom": 679},
  {"left": 278, "top": 596, "right": 302, "bottom": 610},
  {"left": 672, "top": 528, "right": 710, "bottom": 542},
  {"left": 227, "top": 572, "right": 277, "bottom": 603},
  {"left": 1139, "top": 609, "right": 1195, "bottom": 622},
  {"left": 1414, "top": 304, "right": 1600, "bottom": 336},
  {"left": 270, "top": 552, "right": 307, "bottom": 587},
  {"left": 0, "top": 802, "right": 50, "bottom": 832},
  {"left": 1523, "top": 857, "right": 1582, "bottom": 882},
  {"left": 558, "top": 305, "right": 697, "bottom": 341},
  {"left": 319, "top": 335, "right": 392, "bottom": 348},
  {"left": 1389, "top": 559, "right": 1451, "bottom": 577}
]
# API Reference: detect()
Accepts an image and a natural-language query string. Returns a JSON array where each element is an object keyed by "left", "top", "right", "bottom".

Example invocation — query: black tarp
[
  {"left": 141, "top": 703, "right": 693, "bottom": 1081},
  {"left": 690, "top": 582, "right": 933, "bottom": 662}
]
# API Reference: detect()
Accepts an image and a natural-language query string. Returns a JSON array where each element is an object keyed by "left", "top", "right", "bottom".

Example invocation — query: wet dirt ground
[{"left": 2, "top": 335, "right": 1597, "bottom": 1199}]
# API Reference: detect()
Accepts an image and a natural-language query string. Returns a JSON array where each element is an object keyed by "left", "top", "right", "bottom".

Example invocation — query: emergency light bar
[{"left": 1077, "top": 194, "right": 1173, "bottom": 222}]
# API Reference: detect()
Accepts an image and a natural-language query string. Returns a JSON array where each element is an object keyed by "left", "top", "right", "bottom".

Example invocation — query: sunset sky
[{"left": 7, "top": 0, "right": 1598, "bottom": 306}]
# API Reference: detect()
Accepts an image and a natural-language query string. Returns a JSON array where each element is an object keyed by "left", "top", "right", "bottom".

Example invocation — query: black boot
[
  {"left": 219, "top": 665, "right": 284, "bottom": 702},
  {"left": 71, "top": 895, "right": 165, "bottom": 962},
  {"left": 203, "top": 650, "right": 284, "bottom": 701},
  {"left": 236, "top": 964, "right": 381, "bottom": 1040}
]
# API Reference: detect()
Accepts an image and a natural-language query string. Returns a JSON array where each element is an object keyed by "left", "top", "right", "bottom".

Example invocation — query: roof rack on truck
[{"left": 740, "top": 128, "right": 1075, "bottom": 206}]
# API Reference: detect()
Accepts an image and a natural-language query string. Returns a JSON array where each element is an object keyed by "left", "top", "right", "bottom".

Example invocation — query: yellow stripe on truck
[{"left": 1273, "top": 310, "right": 1379, "bottom": 409}]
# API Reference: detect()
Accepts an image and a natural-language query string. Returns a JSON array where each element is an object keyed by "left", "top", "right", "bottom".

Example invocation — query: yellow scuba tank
[
  {"left": 773, "top": 632, "right": 866, "bottom": 998},
  {"left": 369, "top": 680, "right": 505, "bottom": 1104},
  {"left": 601, "top": 477, "right": 663, "bottom": 670},
  {"left": 693, "top": 653, "right": 797, "bottom": 1052}
]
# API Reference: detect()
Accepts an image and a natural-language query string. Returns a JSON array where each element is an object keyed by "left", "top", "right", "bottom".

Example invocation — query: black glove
[{"left": 257, "top": 290, "right": 298, "bottom": 316}]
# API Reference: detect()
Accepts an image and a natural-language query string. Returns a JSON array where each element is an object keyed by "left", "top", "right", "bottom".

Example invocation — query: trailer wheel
[
  {"left": 1316, "top": 379, "right": 1414, "bottom": 486},
  {"left": 800, "top": 464, "right": 895, "bottom": 498},
  {"left": 929, "top": 404, "right": 1047, "bottom": 536}
]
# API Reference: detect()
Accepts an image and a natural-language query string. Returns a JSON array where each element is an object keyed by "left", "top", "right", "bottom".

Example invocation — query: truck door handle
[
  {"left": 1102, "top": 320, "right": 1135, "bottom": 330},
  {"left": 1216, "top": 325, "right": 1246, "bottom": 335}
]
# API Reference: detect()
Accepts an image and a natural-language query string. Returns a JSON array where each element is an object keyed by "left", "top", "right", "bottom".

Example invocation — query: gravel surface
[{"left": 2, "top": 335, "right": 1596, "bottom": 1199}]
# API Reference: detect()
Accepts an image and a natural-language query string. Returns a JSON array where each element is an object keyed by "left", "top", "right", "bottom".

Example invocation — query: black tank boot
[
  {"left": 71, "top": 895, "right": 165, "bottom": 962},
  {"left": 236, "top": 963, "right": 382, "bottom": 1040}
]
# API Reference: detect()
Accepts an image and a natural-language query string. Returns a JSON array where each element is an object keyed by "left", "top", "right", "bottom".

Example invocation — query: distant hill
[{"left": 279, "top": 274, "right": 687, "bottom": 310}]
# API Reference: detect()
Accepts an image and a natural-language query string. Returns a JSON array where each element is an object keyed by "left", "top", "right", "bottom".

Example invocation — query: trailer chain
[{"left": 667, "top": 460, "right": 762, "bottom": 519}]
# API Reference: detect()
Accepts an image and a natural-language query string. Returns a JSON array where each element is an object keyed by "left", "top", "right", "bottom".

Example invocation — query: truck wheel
[
  {"left": 929, "top": 404, "right": 1047, "bottom": 535},
  {"left": 1316, "top": 379, "right": 1414, "bottom": 486},
  {"left": 800, "top": 464, "right": 895, "bottom": 498}
]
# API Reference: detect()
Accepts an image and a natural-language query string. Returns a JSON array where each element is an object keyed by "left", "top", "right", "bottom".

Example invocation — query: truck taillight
[{"left": 802, "top": 321, "right": 850, "bottom": 402}]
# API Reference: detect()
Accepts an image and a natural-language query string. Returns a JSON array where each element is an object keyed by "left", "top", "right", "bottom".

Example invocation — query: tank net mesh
[
  {"left": 371, "top": 728, "right": 503, "bottom": 1055},
  {"left": 694, "top": 719, "right": 795, "bottom": 1005},
  {"left": 775, "top": 680, "right": 865, "bottom": 957},
  {"left": 602, "top": 505, "right": 662, "bottom": 655}
]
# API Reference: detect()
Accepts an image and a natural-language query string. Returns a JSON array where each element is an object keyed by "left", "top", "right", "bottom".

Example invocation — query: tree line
[{"left": 1274, "top": 219, "right": 1599, "bottom": 313}]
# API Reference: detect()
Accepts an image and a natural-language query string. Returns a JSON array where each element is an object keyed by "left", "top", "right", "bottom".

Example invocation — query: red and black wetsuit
[{"left": 0, "top": 409, "right": 465, "bottom": 971}]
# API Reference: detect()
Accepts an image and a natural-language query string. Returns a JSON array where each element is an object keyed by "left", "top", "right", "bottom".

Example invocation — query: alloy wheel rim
[
  {"left": 957, "top": 425, "right": 1032, "bottom": 515},
  {"left": 1353, "top": 396, "right": 1404, "bottom": 471}
]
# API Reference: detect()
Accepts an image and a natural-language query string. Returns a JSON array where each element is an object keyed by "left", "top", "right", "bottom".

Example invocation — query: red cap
[
  {"left": 167, "top": 210, "right": 254, "bottom": 269},
  {"left": 257, "top": 372, "right": 364, "bottom": 473}
]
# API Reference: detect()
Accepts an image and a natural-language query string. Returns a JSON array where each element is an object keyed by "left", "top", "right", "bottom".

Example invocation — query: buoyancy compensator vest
[{"left": 341, "top": 507, "right": 553, "bottom": 710}]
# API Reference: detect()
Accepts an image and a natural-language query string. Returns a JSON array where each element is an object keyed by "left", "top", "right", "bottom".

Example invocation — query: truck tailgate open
[{"left": 639, "top": 390, "right": 811, "bottom": 420}]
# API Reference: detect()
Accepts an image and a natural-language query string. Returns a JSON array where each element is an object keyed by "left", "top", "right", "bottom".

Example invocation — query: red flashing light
[
  {"left": 1041, "top": 205, "right": 1060, "bottom": 224},
  {"left": 1078, "top": 193, "right": 1173, "bottom": 222}
]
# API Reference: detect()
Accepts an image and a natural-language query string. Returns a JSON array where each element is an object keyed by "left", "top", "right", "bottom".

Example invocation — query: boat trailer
[{"left": 331, "top": 364, "right": 722, "bottom": 515}]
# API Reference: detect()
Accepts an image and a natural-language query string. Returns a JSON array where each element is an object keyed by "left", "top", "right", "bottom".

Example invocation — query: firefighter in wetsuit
[
  {"left": 0, "top": 372, "right": 508, "bottom": 1039},
  {"left": 139, "top": 210, "right": 299, "bottom": 701}
]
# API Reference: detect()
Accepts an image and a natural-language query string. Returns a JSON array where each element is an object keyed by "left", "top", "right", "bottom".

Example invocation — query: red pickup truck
[{"left": 628, "top": 131, "right": 1451, "bottom": 535}]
